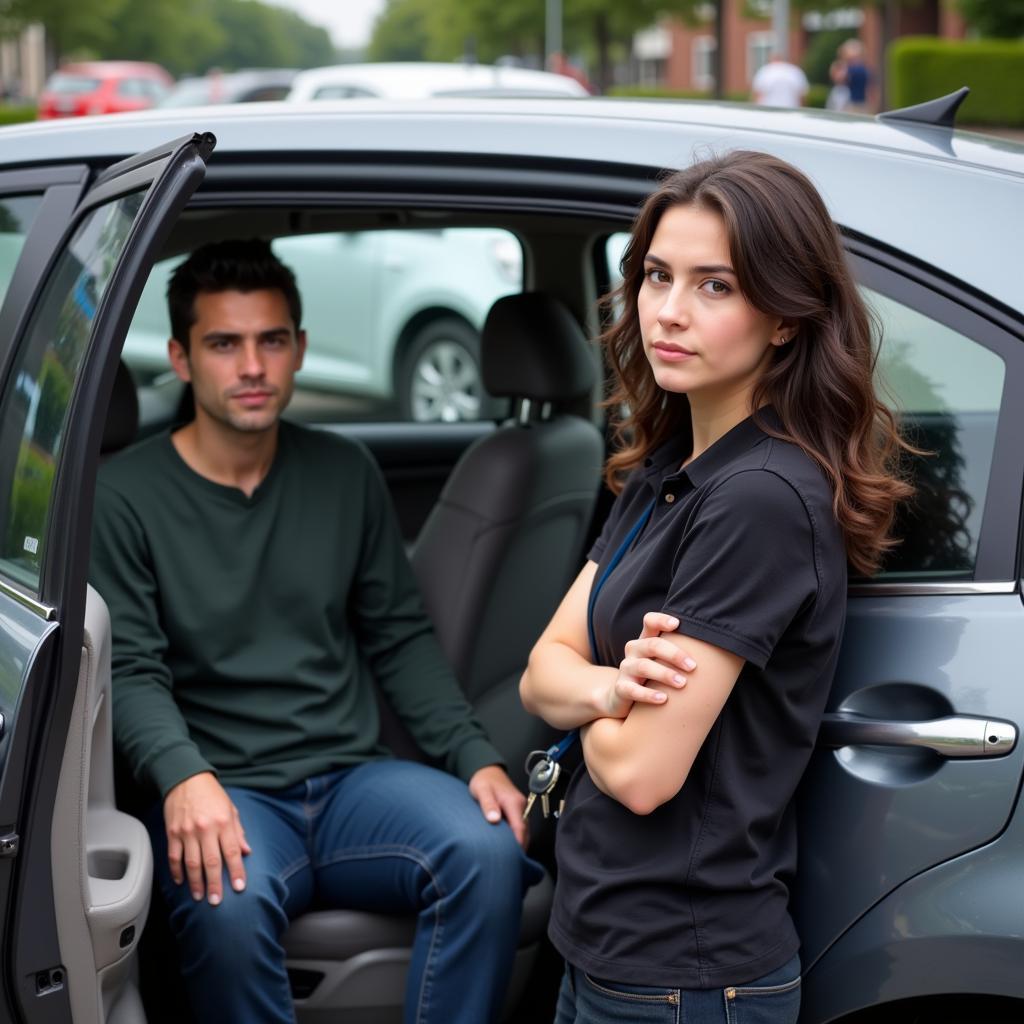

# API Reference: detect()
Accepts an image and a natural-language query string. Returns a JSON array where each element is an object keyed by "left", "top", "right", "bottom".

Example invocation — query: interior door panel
[{"left": 52, "top": 587, "right": 151, "bottom": 1024}]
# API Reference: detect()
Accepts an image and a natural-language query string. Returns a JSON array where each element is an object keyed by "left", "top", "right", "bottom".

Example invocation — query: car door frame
[{"left": 0, "top": 131, "right": 215, "bottom": 1024}]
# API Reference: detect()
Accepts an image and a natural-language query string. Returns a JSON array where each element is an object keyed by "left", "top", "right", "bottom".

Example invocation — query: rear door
[
  {"left": 0, "top": 132, "right": 215, "bottom": 1023},
  {"left": 794, "top": 242, "right": 1024, "bottom": 997}
]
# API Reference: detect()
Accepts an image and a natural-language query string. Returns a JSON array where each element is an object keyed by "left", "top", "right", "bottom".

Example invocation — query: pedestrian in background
[
  {"left": 827, "top": 39, "right": 871, "bottom": 113},
  {"left": 752, "top": 53, "right": 809, "bottom": 108}
]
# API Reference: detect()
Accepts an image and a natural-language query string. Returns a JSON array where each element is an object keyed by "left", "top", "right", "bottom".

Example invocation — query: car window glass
[
  {"left": 47, "top": 74, "right": 101, "bottom": 94},
  {"left": 0, "top": 195, "right": 42, "bottom": 307},
  {"left": 0, "top": 190, "right": 145, "bottom": 591},
  {"left": 602, "top": 237, "right": 1005, "bottom": 580},
  {"left": 125, "top": 226, "right": 523, "bottom": 426},
  {"left": 869, "top": 288, "right": 1004, "bottom": 580},
  {"left": 312, "top": 85, "right": 377, "bottom": 99}
]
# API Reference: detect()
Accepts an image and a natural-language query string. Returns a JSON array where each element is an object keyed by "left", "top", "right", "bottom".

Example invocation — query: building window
[
  {"left": 692, "top": 36, "right": 716, "bottom": 91},
  {"left": 747, "top": 31, "right": 775, "bottom": 82}
]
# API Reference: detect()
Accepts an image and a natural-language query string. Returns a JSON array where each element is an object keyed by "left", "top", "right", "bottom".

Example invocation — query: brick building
[{"left": 637, "top": 1, "right": 968, "bottom": 108}]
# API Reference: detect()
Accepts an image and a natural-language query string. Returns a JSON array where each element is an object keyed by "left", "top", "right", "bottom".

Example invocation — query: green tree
[
  {"left": 958, "top": 0, "right": 1024, "bottom": 38},
  {"left": 367, "top": 0, "right": 433, "bottom": 62}
]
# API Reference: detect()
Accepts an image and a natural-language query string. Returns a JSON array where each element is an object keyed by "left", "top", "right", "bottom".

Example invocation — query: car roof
[
  {"left": 2, "top": 98, "right": 1020, "bottom": 310},
  {"left": 286, "top": 62, "right": 588, "bottom": 99}
]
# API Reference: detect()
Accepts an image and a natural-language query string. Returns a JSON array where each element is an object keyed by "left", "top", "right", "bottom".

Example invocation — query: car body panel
[
  {"left": 802, "top": 788, "right": 1024, "bottom": 1021},
  {"left": 794, "top": 592, "right": 1024, "bottom": 970}
]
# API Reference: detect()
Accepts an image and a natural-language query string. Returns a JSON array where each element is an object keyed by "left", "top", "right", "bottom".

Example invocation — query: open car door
[{"left": 0, "top": 132, "right": 215, "bottom": 1024}]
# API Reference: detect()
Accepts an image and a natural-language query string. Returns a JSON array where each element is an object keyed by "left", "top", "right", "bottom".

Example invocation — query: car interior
[
  {"left": 43, "top": 181, "right": 1005, "bottom": 1024},
  {"left": 55, "top": 201, "right": 625, "bottom": 1024}
]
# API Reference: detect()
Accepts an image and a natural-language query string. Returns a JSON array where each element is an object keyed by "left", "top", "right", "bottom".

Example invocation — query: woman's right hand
[{"left": 600, "top": 612, "right": 697, "bottom": 718}]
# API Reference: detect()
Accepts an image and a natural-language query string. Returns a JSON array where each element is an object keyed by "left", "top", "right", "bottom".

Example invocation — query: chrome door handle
[{"left": 819, "top": 713, "right": 1017, "bottom": 758}]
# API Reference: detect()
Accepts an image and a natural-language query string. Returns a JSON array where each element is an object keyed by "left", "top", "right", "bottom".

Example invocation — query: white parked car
[
  {"left": 124, "top": 227, "right": 523, "bottom": 422},
  {"left": 285, "top": 61, "right": 589, "bottom": 101}
]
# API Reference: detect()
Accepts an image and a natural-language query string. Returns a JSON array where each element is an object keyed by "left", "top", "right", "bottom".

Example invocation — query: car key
[{"left": 523, "top": 755, "right": 561, "bottom": 821}]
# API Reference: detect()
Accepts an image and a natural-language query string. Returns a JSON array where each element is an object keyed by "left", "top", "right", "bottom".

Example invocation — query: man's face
[{"left": 168, "top": 288, "right": 306, "bottom": 435}]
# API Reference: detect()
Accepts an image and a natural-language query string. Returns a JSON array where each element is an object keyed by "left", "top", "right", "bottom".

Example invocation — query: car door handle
[{"left": 819, "top": 712, "right": 1017, "bottom": 758}]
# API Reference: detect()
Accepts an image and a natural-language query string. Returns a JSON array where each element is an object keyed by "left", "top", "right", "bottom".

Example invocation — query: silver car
[{"left": 0, "top": 96, "right": 1021, "bottom": 1024}]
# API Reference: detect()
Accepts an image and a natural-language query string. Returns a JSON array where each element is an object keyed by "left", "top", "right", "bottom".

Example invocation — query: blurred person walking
[
  {"left": 827, "top": 39, "right": 871, "bottom": 113},
  {"left": 752, "top": 54, "right": 808, "bottom": 108}
]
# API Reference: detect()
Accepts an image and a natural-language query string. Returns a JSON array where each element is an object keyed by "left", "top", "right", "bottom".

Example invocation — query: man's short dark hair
[{"left": 167, "top": 238, "right": 302, "bottom": 351}]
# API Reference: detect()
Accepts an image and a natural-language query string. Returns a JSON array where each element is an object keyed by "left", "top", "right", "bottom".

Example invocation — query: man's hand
[
  {"left": 599, "top": 612, "right": 697, "bottom": 718},
  {"left": 163, "top": 771, "right": 251, "bottom": 905},
  {"left": 468, "top": 764, "right": 528, "bottom": 848}
]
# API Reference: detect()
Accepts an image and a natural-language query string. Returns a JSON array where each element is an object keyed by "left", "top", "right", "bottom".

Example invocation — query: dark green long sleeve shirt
[{"left": 90, "top": 422, "right": 501, "bottom": 798}]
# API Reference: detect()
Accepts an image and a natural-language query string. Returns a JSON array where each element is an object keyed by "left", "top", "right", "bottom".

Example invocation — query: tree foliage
[
  {"left": 368, "top": 0, "right": 707, "bottom": 91},
  {"left": 958, "top": 0, "right": 1024, "bottom": 39},
  {"left": 0, "top": 0, "right": 337, "bottom": 75}
]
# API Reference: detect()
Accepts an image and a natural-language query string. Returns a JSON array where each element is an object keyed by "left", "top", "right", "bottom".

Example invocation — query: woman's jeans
[
  {"left": 553, "top": 954, "right": 801, "bottom": 1024},
  {"left": 146, "top": 759, "right": 543, "bottom": 1024}
]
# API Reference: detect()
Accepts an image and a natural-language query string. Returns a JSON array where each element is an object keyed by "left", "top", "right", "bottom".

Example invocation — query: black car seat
[{"left": 410, "top": 291, "right": 603, "bottom": 774}]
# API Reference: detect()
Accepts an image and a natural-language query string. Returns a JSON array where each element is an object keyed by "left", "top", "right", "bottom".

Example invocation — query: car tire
[{"left": 397, "top": 317, "right": 489, "bottom": 423}]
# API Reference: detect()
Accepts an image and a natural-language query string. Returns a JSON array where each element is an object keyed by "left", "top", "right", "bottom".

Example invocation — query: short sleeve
[{"left": 663, "top": 471, "right": 818, "bottom": 669}]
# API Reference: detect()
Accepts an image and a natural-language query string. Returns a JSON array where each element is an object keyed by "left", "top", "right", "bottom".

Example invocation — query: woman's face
[{"left": 637, "top": 203, "right": 787, "bottom": 407}]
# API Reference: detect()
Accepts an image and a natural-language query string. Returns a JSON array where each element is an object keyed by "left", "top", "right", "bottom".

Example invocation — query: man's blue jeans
[{"left": 146, "top": 759, "right": 543, "bottom": 1024}]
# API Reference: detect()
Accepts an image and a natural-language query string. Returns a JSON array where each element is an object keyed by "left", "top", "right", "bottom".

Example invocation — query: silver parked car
[{"left": 0, "top": 95, "right": 1021, "bottom": 1024}]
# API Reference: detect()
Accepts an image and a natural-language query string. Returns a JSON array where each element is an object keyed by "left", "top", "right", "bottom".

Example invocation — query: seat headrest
[
  {"left": 101, "top": 361, "right": 139, "bottom": 455},
  {"left": 481, "top": 293, "right": 596, "bottom": 403}
]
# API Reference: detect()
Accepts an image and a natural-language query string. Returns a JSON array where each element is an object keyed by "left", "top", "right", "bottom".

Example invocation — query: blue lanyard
[{"left": 544, "top": 497, "right": 658, "bottom": 763}]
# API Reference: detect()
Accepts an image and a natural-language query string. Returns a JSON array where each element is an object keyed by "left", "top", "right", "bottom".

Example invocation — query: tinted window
[
  {"left": 0, "top": 195, "right": 42, "bottom": 307},
  {"left": 870, "top": 288, "right": 1004, "bottom": 579},
  {"left": 0, "top": 191, "right": 145, "bottom": 590},
  {"left": 124, "top": 226, "right": 523, "bottom": 425}
]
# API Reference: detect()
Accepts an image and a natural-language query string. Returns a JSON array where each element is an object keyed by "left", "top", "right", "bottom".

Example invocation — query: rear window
[{"left": 46, "top": 74, "right": 101, "bottom": 94}]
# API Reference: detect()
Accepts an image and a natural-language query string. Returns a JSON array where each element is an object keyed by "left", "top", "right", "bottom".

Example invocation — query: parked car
[
  {"left": 0, "top": 96, "right": 1022, "bottom": 1024},
  {"left": 125, "top": 225, "right": 521, "bottom": 421},
  {"left": 158, "top": 69, "right": 298, "bottom": 107},
  {"left": 36, "top": 61, "right": 172, "bottom": 119},
  {"left": 285, "top": 61, "right": 589, "bottom": 101}
]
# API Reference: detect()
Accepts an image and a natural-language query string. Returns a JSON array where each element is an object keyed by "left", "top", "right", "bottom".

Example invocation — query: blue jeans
[
  {"left": 553, "top": 955, "right": 801, "bottom": 1024},
  {"left": 147, "top": 759, "right": 543, "bottom": 1024}
]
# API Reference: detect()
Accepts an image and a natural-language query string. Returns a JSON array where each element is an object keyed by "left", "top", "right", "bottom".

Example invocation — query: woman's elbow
[
  {"left": 612, "top": 769, "right": 684, "bottom": 817},
  {"left": 518, "top": 667, "right": 538, "bottom": 714}
]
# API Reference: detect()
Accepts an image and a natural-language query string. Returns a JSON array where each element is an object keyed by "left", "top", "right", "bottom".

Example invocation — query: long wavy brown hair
[{"left": 603, "top": 150, "right": 914, "bottom": 576}]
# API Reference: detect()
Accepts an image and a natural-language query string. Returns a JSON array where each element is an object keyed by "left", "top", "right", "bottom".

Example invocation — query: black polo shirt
[{"left": 549, "top": 410, "right": 847, "bottom": 989}]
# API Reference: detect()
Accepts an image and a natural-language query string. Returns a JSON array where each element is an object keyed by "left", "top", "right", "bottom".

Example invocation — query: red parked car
[{"left": 37, "top": 60, "right": 172, "bottom": 119}]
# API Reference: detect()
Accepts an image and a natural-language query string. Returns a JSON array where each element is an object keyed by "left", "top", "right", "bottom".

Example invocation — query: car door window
[
  {"left": 870, "top": 287, "right": 1005, "bottom": 580},
  {"left": 0, "top": 190, "right": 145, "bottom": 590},
  {"left": 125, "top": 225, "right": 524, "bottom": 425},
  {"left": 0, "top": 195, "right": 42, "bottom": 306}
]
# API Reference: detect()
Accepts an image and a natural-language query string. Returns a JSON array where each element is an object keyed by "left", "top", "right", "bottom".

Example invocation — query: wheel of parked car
[{"left": 398, "top": 316, "right": 485, "bottom": 423}]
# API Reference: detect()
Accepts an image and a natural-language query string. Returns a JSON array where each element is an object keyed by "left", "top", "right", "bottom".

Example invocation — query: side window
[
  {"left": 124, "top": 226, "right": 524, "bottom": 425},
  {"left": 0, "top": 195, "right": 43, "bottom": 306},
  {"left": 0, "top": 191, "right": 145, "bottom": 590},
  {"left": 870, "top": 287, "right": 1005, "bottom": 580}
]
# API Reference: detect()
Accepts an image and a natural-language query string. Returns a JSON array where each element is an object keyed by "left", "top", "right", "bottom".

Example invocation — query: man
[
  {"left": 90, "top": 239, "right": 540, "bottom": 1024},
  {"left": 752, "top": 53, "right": 809, "bottom": 109}
]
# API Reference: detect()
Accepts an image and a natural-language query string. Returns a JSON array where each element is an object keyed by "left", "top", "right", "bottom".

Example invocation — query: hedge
[
  {"left": 608, "top": 85, "right": 751, "bottom": 103},
  {"left": 608, "top": 84, "right": 828, "bottom": 109},
  {"left": 0, "top": 105, "right": 36, "bottom": 126},
  {"left": 889, "top": 37, "right": 1024, "bottom": 126}
]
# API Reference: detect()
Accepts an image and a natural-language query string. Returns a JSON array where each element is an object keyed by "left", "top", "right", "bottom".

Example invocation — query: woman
[{"left": 520, "top": 151, "right": 912, "bottom": 1023}]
